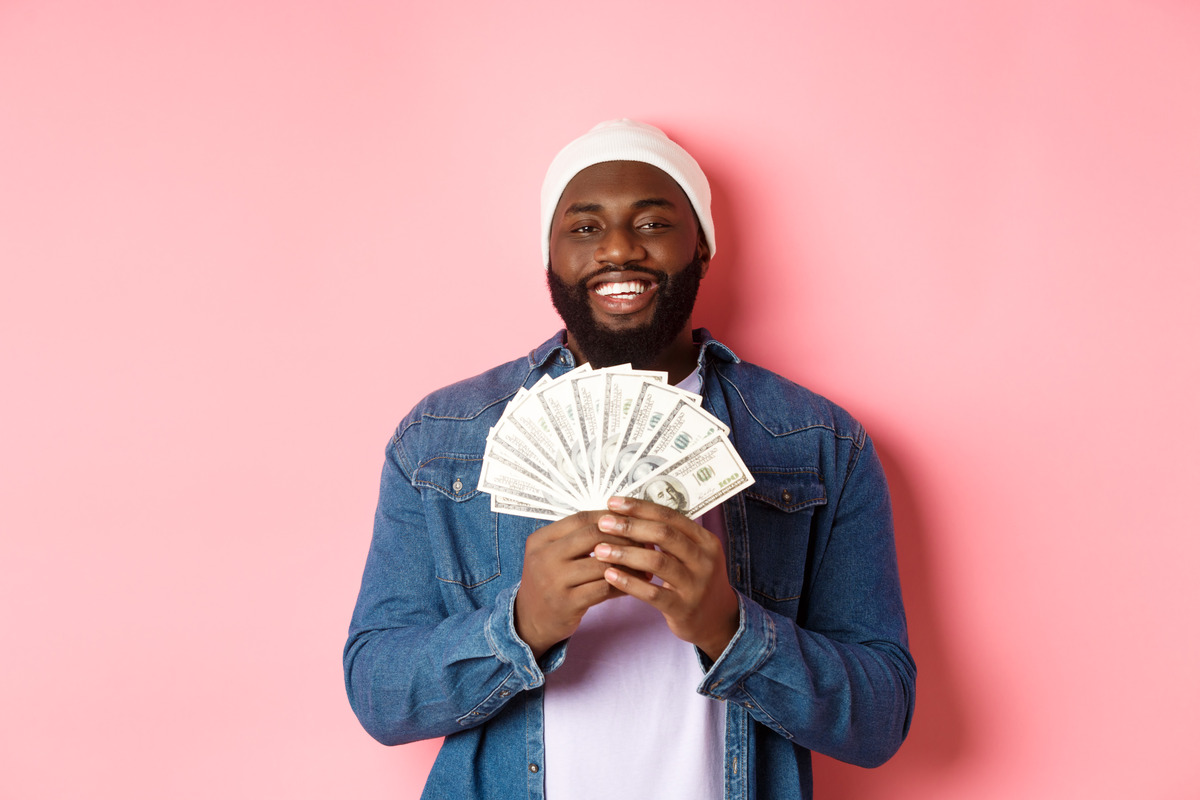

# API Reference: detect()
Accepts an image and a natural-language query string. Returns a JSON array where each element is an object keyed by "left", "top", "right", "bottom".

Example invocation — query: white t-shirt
[{"left": 543, "top": 367, "right": 726, "bottom": 799}]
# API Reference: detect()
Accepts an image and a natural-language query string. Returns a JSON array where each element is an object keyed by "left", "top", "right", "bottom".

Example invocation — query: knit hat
[{"left": 540, "top": 119, "right": 715, "bottom": 269}]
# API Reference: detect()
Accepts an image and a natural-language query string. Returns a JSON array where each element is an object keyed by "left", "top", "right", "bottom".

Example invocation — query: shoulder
[
  {"left": 404, "top": 358, "right": 529, "bottom": 426},
  {"left": 711, "top": 359, "right": 866, "bottom": 449},
  {"left": 384, "top": 357, "right": 529, "bottom": 478},
  {"left": 389, "top": 334, "right": 567, "bottom": 470},
  {"left": 395, "top": 354, "right": 533, "bottom": 444}
]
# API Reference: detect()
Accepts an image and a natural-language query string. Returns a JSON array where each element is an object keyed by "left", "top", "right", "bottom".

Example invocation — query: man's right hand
[{"left": 514, "top": 510, "right": 640, "bottom": 659}]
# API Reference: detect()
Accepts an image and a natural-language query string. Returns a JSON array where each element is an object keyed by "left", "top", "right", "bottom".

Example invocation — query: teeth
[{"left": 595, "top": 281, "right": 647, "bottom": 297}]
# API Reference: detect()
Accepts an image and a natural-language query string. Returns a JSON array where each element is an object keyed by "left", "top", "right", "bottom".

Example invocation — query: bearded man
[{"left": 344, "top": 120, "right": 915, "bottom": 800}]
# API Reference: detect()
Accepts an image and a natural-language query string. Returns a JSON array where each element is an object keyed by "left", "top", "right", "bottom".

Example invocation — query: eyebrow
[{"left": 562, "top": 197, "right": 677, "bottom": 216}]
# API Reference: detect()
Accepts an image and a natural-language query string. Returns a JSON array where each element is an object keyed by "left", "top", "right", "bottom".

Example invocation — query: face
[
  {"left": 646, "top": 477, "right": 686, "bottom": 511},
  {"left": 547, "top": 161, "right": 710, "bottom": 370}
]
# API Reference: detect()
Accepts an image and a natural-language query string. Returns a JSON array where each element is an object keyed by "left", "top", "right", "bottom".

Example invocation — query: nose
[{"left": 595, "top": 225, "right": 646, "bottom": 266}]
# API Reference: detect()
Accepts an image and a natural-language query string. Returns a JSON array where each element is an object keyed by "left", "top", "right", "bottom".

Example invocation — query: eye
[{"left": 569, "top": 223, "right": 600, "bottom": 234}]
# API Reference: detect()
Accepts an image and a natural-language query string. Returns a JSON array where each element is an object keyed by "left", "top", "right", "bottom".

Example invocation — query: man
[{"left": 344, "top": 120, "right": 915, "bottom": 799}]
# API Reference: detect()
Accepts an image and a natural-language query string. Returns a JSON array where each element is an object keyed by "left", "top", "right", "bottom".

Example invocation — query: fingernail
[
  {"left": 607, "top": 496, "right": 631, "bottom": 511},
  {"left": 604, "top": 568, "right": 623, "bottom": 584},
  {"left": 594, "top": 543, "right": 612, "bottom": 558},
  {"left": 598, "top": 515, "right": 619, "bottom": 532}
]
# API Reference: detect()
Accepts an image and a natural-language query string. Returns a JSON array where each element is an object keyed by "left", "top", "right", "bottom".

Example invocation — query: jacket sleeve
[
  {"left": 696, "top": 433, "right": 916, "bottom": 768},
  {"left": 342, "top": 435, "right": 561, "bottom": 745}
]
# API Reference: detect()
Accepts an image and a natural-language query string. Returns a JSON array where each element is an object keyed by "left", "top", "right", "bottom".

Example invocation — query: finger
[
  {"left": 569, "top": 577, "right": 625, "bottom": 608},
  {"left": 559, "top": 525, "right": 642, "bottom": 558},
  {"left": 555, "top": 540, "right": 651, "bottom": 587},
  {"left": 556, "top": 550, "right": 621, "bottom": 587},
  {"left": 535, "top": 510, "right": 611, "bottom": 543},
  {"left": 591, "top": 541, "right": 685, "bottom": 587},
  {"left": 596, "top": 513, "right": 701, "bottom": 565},
  {"left": 601, "top": 566, "right": 674, "bottom": 612},
  {"left": 606, "top": 496, "right": 706, "bottom": 543}
]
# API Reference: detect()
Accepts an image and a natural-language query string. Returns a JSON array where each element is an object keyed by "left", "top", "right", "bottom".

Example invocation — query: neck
[{"left": 565, "top": 323, "right": 698, "bottom": 385}]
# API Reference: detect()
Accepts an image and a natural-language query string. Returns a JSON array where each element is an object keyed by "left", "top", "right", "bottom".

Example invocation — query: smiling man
[{"left": 344, "top": 120, "right": 915, "bottom": 800}]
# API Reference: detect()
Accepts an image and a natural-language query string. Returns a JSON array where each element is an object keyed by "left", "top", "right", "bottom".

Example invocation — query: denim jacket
[{"left": 344, "top": 329, "right": 915, "bottom": 800}]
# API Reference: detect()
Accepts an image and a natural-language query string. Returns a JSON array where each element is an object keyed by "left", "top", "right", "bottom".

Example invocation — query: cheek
[{"left": 549, "top": 250, "right": 587, "bottom": 283}]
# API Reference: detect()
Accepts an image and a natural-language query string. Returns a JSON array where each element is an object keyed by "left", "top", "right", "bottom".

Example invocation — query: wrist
[
  {"left": 696, "top": 590, "right": 740, "bottom": 661},
  {"left": 513, "top": 589, "right": 551, "bottom": 659}
]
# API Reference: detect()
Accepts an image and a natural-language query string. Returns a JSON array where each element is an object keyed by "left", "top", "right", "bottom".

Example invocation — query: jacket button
[
  {"left": 781, "top": 489, "right": 793, "bottom": 503},
  {"left": 529, "top": 763, "right": 540, "bottom": 773},
  {"left": 453, "top": 479, "right": 463, "bottom": 493}
]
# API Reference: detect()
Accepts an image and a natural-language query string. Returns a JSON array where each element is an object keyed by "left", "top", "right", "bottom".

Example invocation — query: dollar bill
[
  {"left": 624, "top": 435, "right": 755, "bottom": 519},
  {"left": 477, "top": 443, "right": 578, "bottom": 513},
  {"left": 569, "top": 371, "right": 607, "bottom": 499},
  {"left": 490, "top": 492, "right": 568, "bottom": 521},
  {"left": 484, "top": 430, "right": 584, "bottom": 504},
  {"left": 532, "top": 367, "right": 591, "bottom": 491},
  {"left": 609, "top": 393, "right": 727, "bottom": 495},
  {"left": 498, "top": 382, "right": 586, "bottom": 498},
  {"left": 599, "top": 380, "right": 691, "bottom": 493},
  {"left": 596, "top": 368, "right": 668, "bottom": 495},
  {"left": 477, "top": 363, "right": 754, "bottom": 519}
]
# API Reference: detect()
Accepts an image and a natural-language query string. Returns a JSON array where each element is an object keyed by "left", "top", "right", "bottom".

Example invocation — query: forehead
[{"left": 555, "top": 160, "right": 690, "bottom": 214}]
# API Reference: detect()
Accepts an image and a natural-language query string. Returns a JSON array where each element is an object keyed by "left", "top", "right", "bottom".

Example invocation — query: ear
[{"left": 696, "top": 233, "right": 712, "bottom": 278}]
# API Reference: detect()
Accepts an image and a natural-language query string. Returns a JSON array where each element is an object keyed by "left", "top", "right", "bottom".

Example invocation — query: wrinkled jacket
[{"left": 344, "top": 329, "right": 915, "bottom": 800}]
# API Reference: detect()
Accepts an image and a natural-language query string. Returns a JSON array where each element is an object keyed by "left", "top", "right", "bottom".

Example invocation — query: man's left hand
[{"left": 593, "top": 496, "right": 739, "bottom": 661}]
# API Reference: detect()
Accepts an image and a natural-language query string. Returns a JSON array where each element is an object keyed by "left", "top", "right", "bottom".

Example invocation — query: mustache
[{"left": 578, "top": 265, "right": 668, "bottom": 286}]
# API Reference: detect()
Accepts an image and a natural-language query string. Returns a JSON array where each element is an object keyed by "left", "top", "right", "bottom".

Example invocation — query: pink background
[{"left": 3, "top": 1, "right": 1198, "bottom": 797}]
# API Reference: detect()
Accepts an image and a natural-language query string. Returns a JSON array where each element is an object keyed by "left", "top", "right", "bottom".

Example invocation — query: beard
[{"left": 547, "top": 256, "right": 704, "bottom": 370}]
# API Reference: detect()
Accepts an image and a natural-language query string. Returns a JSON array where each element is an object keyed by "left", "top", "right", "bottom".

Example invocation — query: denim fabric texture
[{"left": 344, "top": 329, "right": 916, "bottom": 800}]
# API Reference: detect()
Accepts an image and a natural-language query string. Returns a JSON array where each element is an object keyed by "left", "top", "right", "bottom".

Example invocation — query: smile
[{"left": 593, "top": 280, "right": 651, "bottom": 299}]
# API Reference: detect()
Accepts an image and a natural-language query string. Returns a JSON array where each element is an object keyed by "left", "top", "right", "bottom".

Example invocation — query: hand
[
  {"left": 592, "top": 496, "right": 739, "bottom": 661},
  {"left": 514, "top": 510, "right": 643, "bottom": 659}
]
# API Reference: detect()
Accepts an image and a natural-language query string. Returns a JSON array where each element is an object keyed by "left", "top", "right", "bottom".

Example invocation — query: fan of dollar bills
[{"left": 479, "top": 364, "right": 754, "bottom": 520}]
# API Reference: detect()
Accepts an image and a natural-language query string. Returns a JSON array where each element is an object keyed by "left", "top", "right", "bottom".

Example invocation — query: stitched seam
[
  {"left": 743, "top": 495, "right": 825, "bottom": 512},
  {"left": 416, "top": 453, "right": 483, "bottom": 469},
  {"left": 435, "top": 572, "right": 499, "bottom": 589},
  {"left": 741, "top": 611, "right": 776, "bottom": 679},
  {"left": 750, "top": 586, "right": 804, "bottom": 603},
  {"left": 716, "top": 370, "right": 861, "bottom": 444},
  {"left": 420, "top": 389, "right": 517, "bottom": 422}
]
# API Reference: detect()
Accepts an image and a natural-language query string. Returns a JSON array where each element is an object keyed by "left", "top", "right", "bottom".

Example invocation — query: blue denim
[{"left": 344, "top": 329, "right": 915, "bottom": 800}]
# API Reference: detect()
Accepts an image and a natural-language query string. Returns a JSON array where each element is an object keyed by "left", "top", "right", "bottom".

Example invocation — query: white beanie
[{"left": 540, "top": 119, "right": 716, "bottom": 269}]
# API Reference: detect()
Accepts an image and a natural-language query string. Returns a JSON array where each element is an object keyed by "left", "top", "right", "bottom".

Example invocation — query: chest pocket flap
[
  {"left": 413, "top": 454, "right": 483, "bottom": 502},
  {"left": 745, "top": 467, "right": 827, "bottom": 513}
]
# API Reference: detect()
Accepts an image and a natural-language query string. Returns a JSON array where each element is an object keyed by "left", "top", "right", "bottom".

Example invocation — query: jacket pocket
[
  {"left": 743, "top": 468, "right": 827, "bottom": 613},
  {"left": 414, "top": 454, "right": 501, "bottom": 591}
]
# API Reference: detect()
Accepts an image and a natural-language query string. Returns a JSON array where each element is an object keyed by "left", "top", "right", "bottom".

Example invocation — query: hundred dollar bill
[
  {"left": 477, "top": 445, "right": 578, "bottom": 514},
  {"left": 486, "top": 391, "right": 587, "bottom": 501},
  {"left": 490, "top": 492, "right": 568, "bottom": 521},
  {"left": 569, "top": 371, "right": 607, "bottom": 499},
  {"left": 609, "top": 394, "right": 727, "bottom": 495},
  {"left": 595, "top": 367, "right": 669, "bottom": 497},
  {"left": 484, "top": 431, "right": 583, "bottom": 504},
  {"left": 533, "top": 369, "right": 591, "bottom": 491},
  {"left": 600, "top": 380, "right": 693, "bottom": 494},
  {"left": 623, "top": 435, "right": 754, "bottom": 519},
  {"left": 500, "top": 385, "right": 586, "bottom": 498}
]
